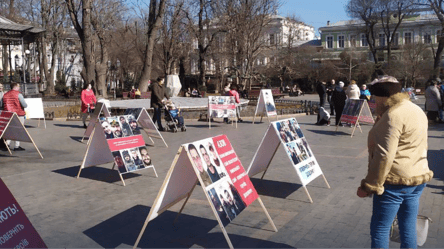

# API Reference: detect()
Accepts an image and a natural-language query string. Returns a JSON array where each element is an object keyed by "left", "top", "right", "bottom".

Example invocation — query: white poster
[
  {"left": 208, "top": 96, "right": 236, "bottom": 118},
  {"left": 24, "top": 98, "right": 45, "bottom": 119}
]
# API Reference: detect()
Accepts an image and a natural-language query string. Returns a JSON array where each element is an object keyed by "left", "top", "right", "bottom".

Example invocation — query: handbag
[
  {"left": 88, "top": 103, "right": 95, "bottom": 114},
  {"left": 390, "top": 215, "right": 432, "bottom": 246}
]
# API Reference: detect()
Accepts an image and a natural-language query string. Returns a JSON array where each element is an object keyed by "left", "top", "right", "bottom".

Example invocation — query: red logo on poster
[
  {"left": 212, "top": 135, "right": 258, "bottom": 206},
  {"left": 0, "top": 179, "right": 47, "bottom": 248}
]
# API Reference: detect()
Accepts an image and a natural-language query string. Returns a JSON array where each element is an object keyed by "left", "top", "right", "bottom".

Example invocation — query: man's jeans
[{"left": 371, "top": 184, "right": 426, "bottom": 249}]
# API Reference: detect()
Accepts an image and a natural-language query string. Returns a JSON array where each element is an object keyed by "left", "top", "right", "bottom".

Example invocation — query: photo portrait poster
[
  {"left": 100, "top": 115, "right": 152, "bottom": 174},
  {"left": 183, "top": 135, "right": 258, "bottom": 226},
  {"left": 260, "top": 89, "right": 277, "bottom": 116},
  {"left": 208, "top": 96, "right": 236, "bottom": 119},
  {"left": 340, "top": 99, "right": 374, "bottom": 125},
  {"left": 272, "top": 118, "right": 323, "bottom": 186}
]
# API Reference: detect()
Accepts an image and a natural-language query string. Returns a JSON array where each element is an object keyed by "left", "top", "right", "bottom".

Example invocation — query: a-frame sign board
[
  {"left": 0, "top": 178, "right": 47, "bottom": 248},
  {"left": 134, "top": 135, "right": 277, "bottom": 249},
  {"left": 124, "top": 108, "right": 168, "bottom": 147},
  {"left": 253, "top": 89, "right": 278, "bottom": 124},
  {"left": 24, "top": 98, "right": 46, "bottom": 129},
  {"left": 77, "top": 115, "right": 158, "bottom": 186},
  {"left": 336, "top": 99, "right": 375, "bottom": 137},
  {"left": 0, "top": 111, "right": 43, "bottom": 159},
  {"left": 81, "top": 102, "right": 111, "bottom": 142},
  {"left": 208, "top": 96, "right": 237, "bottom": 129},
  {"left": 247, "top": 118, "right": 330, "bottom": 203}
]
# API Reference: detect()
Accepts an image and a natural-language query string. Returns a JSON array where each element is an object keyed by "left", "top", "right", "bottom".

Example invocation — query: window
[
  {"left": 424, "top": 32, "right": 431, "bottom": 44},
  {"left": 404, "top": 32, "right": 412, "bottom": 44},
  {"left": 326, "top": 36, "right": 333, "bottom": 48},
  {"left": 361, "top": 34, "right": 368, "bottom": 47},
  {"left": 392, "top": 33, "right": 399, "bottom": 46},
  {"left": 350, "top": 35, "right": 356, "bottom": 47},
  {"left": 379, "top": 34, "right": 385, "bottom": 47},
  {"left": 338, "top": 35, "right": 345, "bottom": 48},
  {"left": 270, "top": 34, "right": 275, "bottom": 45}
]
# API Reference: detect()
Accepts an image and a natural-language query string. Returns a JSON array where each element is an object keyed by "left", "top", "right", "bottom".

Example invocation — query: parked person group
[{"left": 80, "top": 81, "right": 97, "bottom": 129}]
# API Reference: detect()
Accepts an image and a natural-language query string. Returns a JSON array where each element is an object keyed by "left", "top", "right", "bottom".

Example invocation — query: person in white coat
[{"left": 346, "top": 80, "right": 361, "bottom": 100}]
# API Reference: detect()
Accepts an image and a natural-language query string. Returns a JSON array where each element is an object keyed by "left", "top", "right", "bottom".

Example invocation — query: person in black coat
[
  {"left": 316, "top": 81, "right": 327, "bottom": 124},
  {"left": 150, "top": 76, "right": 169, "bottom": 131},
  {"left": 331, "top": 81, "right": 347, "bottom": 126}
]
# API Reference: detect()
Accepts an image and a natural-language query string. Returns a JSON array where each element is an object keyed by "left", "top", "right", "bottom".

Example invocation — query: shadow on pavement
[
  {"left": 53, "top": 165, "right": 141, "bottom": 184},
  {"left": 250, "top": 178, "right": 301, "bottom": 199},
  {"left": 69, "top": 136, "right": 84, "bottom": 143},
  {"left": 84, "top": 205, "right": 292, "bottom": 248},
  {"left": 306, "top": 129, "right": 350, "bottom": 136},
  {"left": 427, "top": 150, "right": 444, "bottom": 195},
  {"left": 54, "top": 124, "right": 85, "bottom": 129},
  {"left": 186, "top": 124, "right": 219, "bottom": 128}
]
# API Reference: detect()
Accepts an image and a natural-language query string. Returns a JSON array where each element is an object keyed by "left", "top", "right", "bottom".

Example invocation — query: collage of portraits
[
  {"left": 273, "top": 119, "right": 320, "bottom": 183},
  {"left": 185, "top": 138, "right": 248, "bottom": 226},
  {"left": 208, "top": 96, "right": 237, "bottom": 118},
  {"left": 100, "top": 114, "right": 152, "bottom": 174}
]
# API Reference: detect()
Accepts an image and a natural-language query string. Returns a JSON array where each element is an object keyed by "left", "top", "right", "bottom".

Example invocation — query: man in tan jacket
[{"left": 356, "top": 75, "right": 433, "bottom": 248}]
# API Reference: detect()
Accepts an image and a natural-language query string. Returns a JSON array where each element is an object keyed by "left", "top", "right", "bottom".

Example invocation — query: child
[{"left": 165, "top": 101, "right": 184, "bottom": 126}]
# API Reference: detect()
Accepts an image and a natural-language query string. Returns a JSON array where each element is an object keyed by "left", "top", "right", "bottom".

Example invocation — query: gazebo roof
[{"left": 0, "top": 15, "right": 45, "bottom": 45}]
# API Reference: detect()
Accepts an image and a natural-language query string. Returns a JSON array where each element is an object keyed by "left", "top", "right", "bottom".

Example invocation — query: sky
[{"left": 278, "top": 0, "right": 351, "bottom": 37}]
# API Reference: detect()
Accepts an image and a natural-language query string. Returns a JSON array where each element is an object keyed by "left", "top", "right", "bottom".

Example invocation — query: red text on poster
[
  {"left": 0, "top": 179, "right": 47, "bottom": 248},
  {"left": 107, "top": 135, "right": 145, "bottom": 151},
  {"left": 0, "top": 111, "right": 13, "bottom": 136},
  {"left": 209, "top": 104, "right": 236, "bottom": 110},
  {"left": 212, "top": 135, "right": 258, "bottom": 206}
]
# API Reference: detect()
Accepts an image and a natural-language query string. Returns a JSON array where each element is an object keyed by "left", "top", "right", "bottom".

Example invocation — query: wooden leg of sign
[
  {"left": 76, "top": 167, "right": 83, "bottom": 178},
  {"left": 209, "top": 116, "right": 211, "bottom": 129},
  {"left": 303, "top": 186, "right": 314, "bottom": 203},
  {"left": 148, "top": 136, "right": 154, "bottom": 145},
  {"left": 119, "top": 173, "right": 126, "bottom": 186},
  {"left": 257, "top": 197, "right": 278, "bottom": 232},
  {"left": 252, "top": 115, "right": 256, "bottom": 124},
  {"left": 44, "top": 117, "right": 47, "bottom": 129},
  {"left": 4, "top": 139, "right": 12, "bottom": 155},
  {"left": 152, "top": 166, "right": 158, "bottom": 178},
  {"left": 78, "top": 128, "right": 95, "bottom": 178},
  {"left": 174, "top": 180, "right": 198, "bottom": 224},
  {"left": 267, "top": 114, "right": 270, "bottom": 123},
  {"left": 322, "top": 174, "right": 331, "bottom": 189},
  {"left": 351, "top": 123, "right": 358, "bottom": 138},
  {"left": 38, "top": 119, "right": 40, "bottom": 127},
  {"left": 335, "top": 125, "right": 339, "bottom": 132},
  {"left": 357, "top": 121, "right": 363, "bottom": 133}
]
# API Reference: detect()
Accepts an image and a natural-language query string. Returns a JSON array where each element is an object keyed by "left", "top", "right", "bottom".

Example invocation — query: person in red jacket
[
  {"left": 81, "top": 82, "right": 97, "bottom": 128},
  {"left": 2, "top": 82, "right": 28, "bottom": 151},
  {"left": 227, "top": 85, "right": 243, "bottom": 123}
]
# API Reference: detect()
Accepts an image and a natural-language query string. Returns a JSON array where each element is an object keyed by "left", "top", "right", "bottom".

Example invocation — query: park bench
[{"left": 247, "top": 88, "right": 285, "bottom": 100}]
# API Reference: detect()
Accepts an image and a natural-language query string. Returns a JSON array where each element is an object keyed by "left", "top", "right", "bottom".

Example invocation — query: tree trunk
[
  {"left": 82, "top": 0, "right": 95, "bottom": 87},
  {"left": 433, "top": 35, "right": 444, "bottom": 77},
  {"left": 95, "top": 63, "right": 108, "bottom": 98},
  {"left": 41, "top": 36, "right": 51, "bottom": 92},
  {"left": 138, "top": 0, "right": 167, "bottom": 92}
]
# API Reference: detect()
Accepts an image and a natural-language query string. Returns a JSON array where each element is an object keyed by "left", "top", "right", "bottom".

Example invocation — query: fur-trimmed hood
[{"left": 386, "top": 92, "right": 410, "bottom": 108}]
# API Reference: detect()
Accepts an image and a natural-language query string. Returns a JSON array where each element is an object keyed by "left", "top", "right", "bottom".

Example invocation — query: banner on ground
[
  {"left": 253, "top": 89, "right": 278, "bottom": 123},
  {"left": 248, "top": 118, "right": 329, "bottom": 202},
  {"left": 0, "top": 111, "right": 43, "bottom": 159},
  {"left": 134, "top": 135, "right": 275, "bottom": 249},
  {"left": 0, "top": 178, "right": 47, "bottom": 248},
  {"left": 78, "top": 115, "right": 157, "bottom": 185}
]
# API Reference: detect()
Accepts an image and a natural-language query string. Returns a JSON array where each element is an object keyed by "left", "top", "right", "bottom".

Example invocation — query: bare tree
[
  {"left": 346, "top": 0, "right": 380, "bottom": 63},
  {"left": 65, "top": 0, "right": 95, "bottom": 88},
  {"left": 136, "top": 0, "right": 167, "bottom": 92}
]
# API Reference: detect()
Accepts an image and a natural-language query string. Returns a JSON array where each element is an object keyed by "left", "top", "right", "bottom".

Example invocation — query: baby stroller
[{"left": 164, "top": 101, "right": 186, "bottom": 132}]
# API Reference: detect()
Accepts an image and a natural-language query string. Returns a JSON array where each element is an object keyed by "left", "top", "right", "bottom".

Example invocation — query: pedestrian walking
[
  {"left": 151, "top": 76, "right": 169, "bottom": 131},
  {"left": 346, "top": 80, "right": 360, "bottom": 100},
  {"left": 316, "top": 81, "right": 327, "bottom": 124},
  {"left": 327, "top": 79, "right": 336, "bottom": 115},
  {"left": 424, "top": 79, "right": 442, "bottom": 123},
  {"left": 357, "top": 75, "right": 433, "bottom": 248},
  {"left": 80, "top": 81, "right": 97, "bottom": 128},
  {"left": 331, "top": 81, "right": 347, "bottom": 126},
  {"left": 2, "top": 82, "right": 27, "bottom": 151}
]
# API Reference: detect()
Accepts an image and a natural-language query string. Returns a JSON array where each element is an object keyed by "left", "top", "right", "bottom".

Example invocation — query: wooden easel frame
[
  {"left": 0, "top": 112, "right": 43, "bottom": 159},
  {"left": 134, "top": 146, "right": 277, "bottom": 249},
  {"left": 336, "top": 100, "right": 374, "bottom": 137},
  {"left": 81, "top": 103, "right": 111, "bottom": 143},
  {"left": 252, "top": 90, "right": 279, "bottom": 124},
  {"left": 135, "top": 108, "right": 168, "bottom": 148},
  {"left": 248, "top": 123, "right": 330, "bottom": 203},
  {"left": 77, "top": 120, "right": 158, "bottom": 186},
  {"left": 208, "top": 97, "right": 238, "bottom": 129}
]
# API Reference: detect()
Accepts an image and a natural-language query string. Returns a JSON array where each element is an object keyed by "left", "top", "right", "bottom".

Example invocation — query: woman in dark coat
[{"left": 331, "top": 81, "right": 347, "bottom": 126}]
